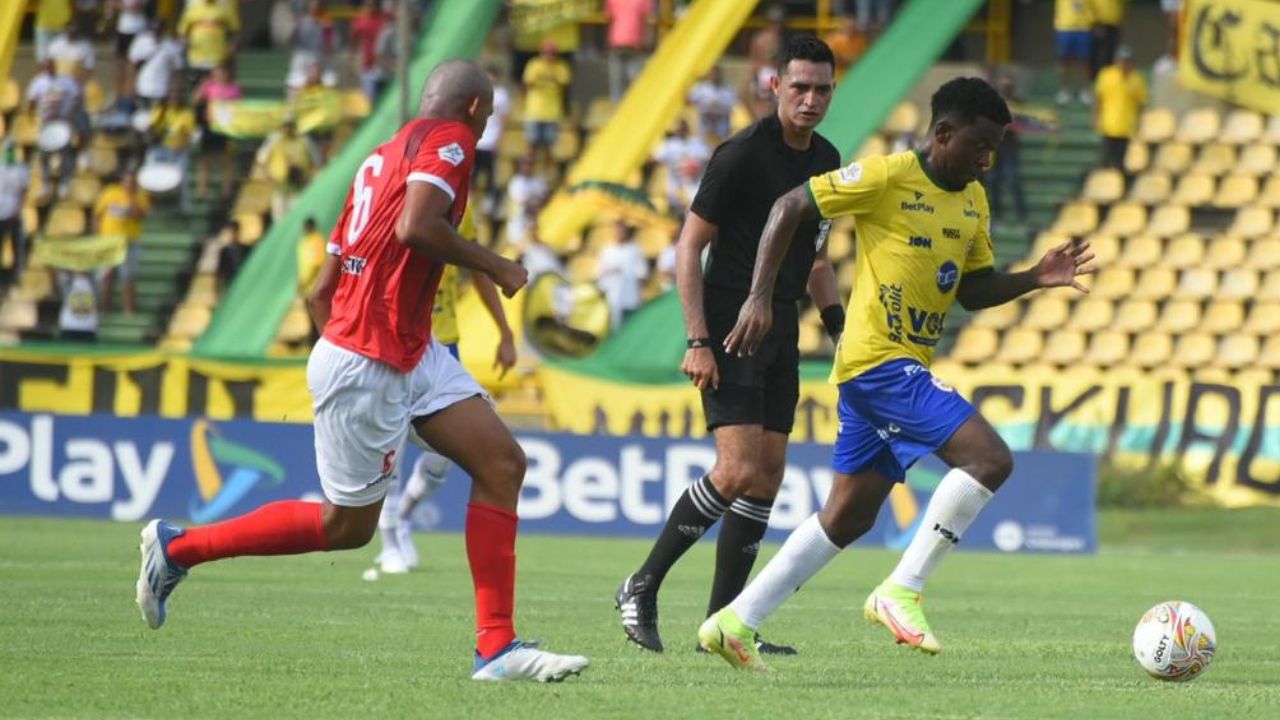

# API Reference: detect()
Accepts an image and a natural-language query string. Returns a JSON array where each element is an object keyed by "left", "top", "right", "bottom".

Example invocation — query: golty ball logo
[
  {"left": 189, "top": 419, "right": 285, "bottom": 523},
  {"left": 936, "top": 260, "right": 958, "bottom": 293}
]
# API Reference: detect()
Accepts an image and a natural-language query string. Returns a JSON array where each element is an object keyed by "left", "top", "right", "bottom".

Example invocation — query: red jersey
[{"left": 324, "top": 117, "right": 475, "bottom": 372}]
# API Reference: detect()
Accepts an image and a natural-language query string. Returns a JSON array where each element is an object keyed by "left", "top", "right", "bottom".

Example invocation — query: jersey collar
[{"left": 913, "top": 149, "right": 966, "bottom": 193}]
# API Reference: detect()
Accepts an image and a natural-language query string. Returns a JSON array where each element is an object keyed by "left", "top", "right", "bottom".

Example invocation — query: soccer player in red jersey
[{"left": 135, "top": 60, "right": 588, "bottom": 682}]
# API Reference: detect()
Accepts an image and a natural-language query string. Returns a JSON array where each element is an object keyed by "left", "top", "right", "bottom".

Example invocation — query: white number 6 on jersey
[{"left": 346, "top": 154, "right": 386, "bottom": 247}]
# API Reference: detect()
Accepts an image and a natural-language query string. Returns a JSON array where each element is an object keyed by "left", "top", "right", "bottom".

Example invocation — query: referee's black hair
[
  {"left": 777, "top": 34, "right": 836, "bottom": 75},
  {"left": 928, "top": 77, "right": 1012, "bottom": 128}
]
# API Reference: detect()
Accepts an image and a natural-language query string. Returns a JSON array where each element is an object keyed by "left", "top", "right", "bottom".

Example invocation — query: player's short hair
[
  {"left": 778, "top": 34, "right": 835, "bottom": 75},
  {"left": 929, "top": 77, "right": 1012, "bottom": 128}
]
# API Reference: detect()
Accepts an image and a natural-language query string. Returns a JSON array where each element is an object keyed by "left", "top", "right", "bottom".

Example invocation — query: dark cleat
[{"left": 615, "top": 573, "right": 663, "bottom": 652}]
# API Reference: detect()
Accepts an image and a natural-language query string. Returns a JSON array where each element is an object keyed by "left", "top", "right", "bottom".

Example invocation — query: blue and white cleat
[
  {"left": 135, "top": 519, "right": 188, "bottom": 629},
  {"left": 470, "top": 640, "right": 588, "bottom": 682}
]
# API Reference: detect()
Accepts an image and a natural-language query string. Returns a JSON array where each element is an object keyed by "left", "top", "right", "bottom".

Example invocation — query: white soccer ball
[{"left": 1132, "top": 601, "right": 1217, "bottom": 681}]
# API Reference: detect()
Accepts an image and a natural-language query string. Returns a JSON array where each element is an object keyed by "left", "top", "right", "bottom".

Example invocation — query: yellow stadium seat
[
  {"left": 1225, "top": 207, "right": 1274, "bottom": 238},
  {"left": 797, "top": 320, "right": 823, "bottom": 355},
  {"left": 1259, "top": 270, "right": 1280, "bottom": 301},
  {"left": 1082, "top": 169, "right": 1125, "bottom": 203},
  {"left": 995, "top": 328, "right": 1044, "bottom": 365},
  {"left": 168, "top": 304, "right": 212, "bottom": 339},
  {"left": 567, "top": 250, "right": 598, "bottom": 280},
  {"left": 1178, "top": 268, "right": 1219, "bottom": 299},
  {"left": 1222, "top": 109, "right": 1264, "bottom": 144},
  {"left": 1192, "top": 143, "right": 1235, "bottom": 176},
  {"left": 1155, "top": 298, "right": 1201, "bottom": 332},
  {"left": 1118, "top": 235, "right": 1162, "bottom": 267},
  {"left": 854, "top": 134, "right": 887, "bottom": 159},
  {"left": 1171, "top": 174, "right": 1214, "bottom": 206},
  {"left": 1259, "top": 176, "right": 1280, "bottom": 208},
  {"left": 951, "top": 326, "right": 998, "bottom": 363},
  {"left": 1214, "top": 175, "right": 1258, "bottom": 208},
  {"left": 86, "top": 146, "right": 119, "bottom": 177},
  {"left": 1098, "top": 203, "right": 1145, "bottom": 236},
  {"left": 971, "top": 301, "right": 1020, "bottom": 329},
  {"left": 0, "top": 299, "right": 37, "bottom": 331},
  {"left": 1217, "top": 268, "right": 1260, "bottom": 300},
  {"left": 551, "top": 127, "right": 581, "bottom": 163},
  {"left": 1085, "top": 330, "right": 1129, "bottom": 365},
  {"left": 1093, "top": 267, "right": 1137, "bottom": 298},
  {"left": 185, "top": 273, "right": 218, "bottom": 306},
  {"left": 276, "top": 308, "right": 313, "bottom": 344},
  {"left": 1176, "top": 108, "right": 1221, "bottom": 144},
  {"left": 341, "top": 89, "right": 371, "bottom": 121},
  {"left": 1124, "top": 142, "right": 1149, "bottom": 173},
  {"left": 1129, "top": 332, "right": 1174, "bottom": 367},
  {"left": 1170, "top": 333, "right": 1216, "bottom": 368},
  {"left": 1161, "top": 233, "right": 1205, "bottom": 269},
  {"left": 22, "top": 205, "right": 38, "bottom": 235},
  {"left": 83, "top": 80, "right": 106, "bottom": 114},
  {"left": 1084, "top": 234, "right": 1120, "bottom": 266},
  {"left": 1244, "top": 239, "right": 1280, "bottom": 270},
  {"left": 1032, "top": 231, "right": 1070, "bottom": 256},
  {"left": 1137, "top": 107, "right": 1176, "bottom": 143},
  {"left": 1265, "top": 115, "right": 1280, "bottom": 144},
  {"left": 1202, "top": 237, "right": 1247, "bottom": 270},
  {"left": 882, "top": 101, "right": 919, "bottom": 135},
  {"left": 1243, "top": 301, "right": 1280, "bottom": 334},
  {"left": 1260, "top": 336, "right": 1280, "bottom": 370},
  {"left": 13, "top": 267, "right": 54, "bottom": 301},
  {"left": 1132, "top": 267, "right": 1177, "bottom": 300},
  {"left": 1042, "top": 329, "right": 1086, "bottom": 364},
  {"left": 1152, "top": 142, "right": 1193, "bottom": 174},
  {"left": 67, "top": 174, "right": 101, "bottom": 208},
  {"left": 1022, "top": 296, "right": 1070, "bottom": 330},
  {"left": 1050, "top": 201, "right": 1098, "bottom": 236},
  {"left": 1145, "top": 204, "right": 1189, "bottom": 236},
  {"left": 1129, "top": 172, "right": 1171, "bottom": 204},
  {"left": 498, "top": 127, "right": 528, "bottom": 159},
  {"left": 235, "top": 213, "right": 265, "bottom": 244},
  {"left": 1069, "top": 298, "right": 1114, "bottom": 331},
  {"left": 635, "top": 225, "right": 671, "bottom": 259},
  {"left": 46, "top": 203, "right": 86, "bottom": 237},
  {"left": 1201, "top": 300, "right": 1244, "bottom": 333},
  {"left": 1236, "top": 144, "right": 1276, "bottom": 176},
  {"left": 0, "top": 78, "right": 19, "bottom": 114},
  {"left": 1233, "top": 367, "right": 1275, "bottom": 385},
  {"left": 157, "top": 335, "right": 193, "bottom": 353}
]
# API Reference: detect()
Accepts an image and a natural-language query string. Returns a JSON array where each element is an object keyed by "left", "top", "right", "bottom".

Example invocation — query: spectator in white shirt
[
  {"left": 652, "top": 119, "right": 710, "bottom": 214},
  {"left": 25, "top": 59, "right": 84, "bottom": 187},
  {"left": 596, "top": 221, "right": 649, "bottom": 329},
  {"left": 110, "top": 0, "right": 150, "bottom": 97},
  {"left": 0, "top": 144, "right": 31, "bottom": 286},
  {"left": 48, "top": 24, "right": 96, "bottom": 76},
  {"left": 688, "top": 65, "right": 737, "bottom": 140},
  {"left": 131, "top": 25, "right": 185, "bottom": 106},
  {"left": 505, "top": 155, "right": 548, "bottom": 246},
  {"left": 474, "top": 66, "right": 510, "bottom": 212}
]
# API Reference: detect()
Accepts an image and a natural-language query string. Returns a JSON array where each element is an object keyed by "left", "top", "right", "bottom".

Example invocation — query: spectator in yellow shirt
[
  {"left": 1055, "top": 0, "right": 1093, "bottom": 105},
  {"left": 259, "top": 119, "right": 320, "bottom": 218},
  {"left": 297, "top": 216, "right": 327, "bottom": 295},
  {"left": 1089, "top": 0, "right": 1126, "bottom": 77},
  {"left": 95, "top": 172, "right": 151, "bottom": 315},
  {"left": 522, "top": 41, "right": 571, "bottom": 169},
  {"left": 1094, "top": 46, "right": 1146, "bottom": 170},
  {"left": 178, "top": 0, "right": 239, "bottom": 73}
]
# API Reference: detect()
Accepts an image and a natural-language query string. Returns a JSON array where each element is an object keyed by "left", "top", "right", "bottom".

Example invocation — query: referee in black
[{"left": 616, "top": 35, "right": 845, "bottom": 654}]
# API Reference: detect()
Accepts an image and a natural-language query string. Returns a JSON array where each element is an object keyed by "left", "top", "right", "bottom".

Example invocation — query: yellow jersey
[
  {"left": 95, "top": 184, "right": 151, "bottom": 241},
  {"left": 1054, "top": 0, "right": 1092, "bottom": 31},
  {"left": 1089, "top": 0, "right": 1125, "bottom": 25},
  {"left": 522, "top": 57, "right": 571, "bottom": 123},
  {"left": 297, "top": 230, "right": 327, "bottom": 292},
  {"left": 808, "top": 151, "right": 994, "bottom": 384},
  {"left": 431, "top": 203, "right": 477, "bottom": 345},
  {"left": 178, "top": 1, "right": 239, "bottom": 69},
  {"left": 1094, "top": 66, "right": 1147, "bottom": 139}
]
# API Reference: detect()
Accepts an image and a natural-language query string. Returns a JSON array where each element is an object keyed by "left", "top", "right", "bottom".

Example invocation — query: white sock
[
  {"left": 889, "top": 468, "right": 993, "bottom": 592},
  {"left": 378, "top": 479, "right": 402, "bottom": 556},
  {"left": 399, "top": 451, "right": 449, "bottom": 522},
  {"left": 729, "top": 514, "right": 841, "bottom": 630}
]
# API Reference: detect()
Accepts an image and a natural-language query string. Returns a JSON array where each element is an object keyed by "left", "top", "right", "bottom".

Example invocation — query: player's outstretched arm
[
  {"left": 397, "top": 182, "right": 528, "bottom": 296},
  {"left": 471, "top": 272, "right": 518, "bottom": 378},
  {"left": 677, "top": 212, "right": 720, "bottom": 390},
  {"left": 956, "top": 238, "right": 1097, "bottom": 311},
  {"left": 722, "top": 184, "right": 817, "bottom": 356}
]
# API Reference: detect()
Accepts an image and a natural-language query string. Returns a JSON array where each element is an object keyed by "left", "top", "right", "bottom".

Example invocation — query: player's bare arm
[
  {"left": 806, "top": 232, "right": 844, "bottom": 343},
  {"left": 956, "top": 238, "right": 1096, "bottom": 310},
  {"left": 723, "top": 184, "right": 818, "bottom": 356},
  {"left": 471, "top": 272, "right": 518, "bottom": 378},
  {"left": 306, "top": 254, "right": 342, "bottom": 329},
  {"left": 396, "top": 182, "right": 528, "bottom": 296},
  {"left": 676, "top": 211, "right": 720, "bottom": 390}
]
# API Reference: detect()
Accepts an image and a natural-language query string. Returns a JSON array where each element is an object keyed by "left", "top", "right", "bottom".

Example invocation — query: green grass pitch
[{"left": 1, "top": 510, "right": 1278, "bottom": 719}]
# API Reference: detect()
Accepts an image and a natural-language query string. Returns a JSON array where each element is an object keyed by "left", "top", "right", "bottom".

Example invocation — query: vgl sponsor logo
[{"left": 0, "top": 414, "right": 172, "bottom": 521}]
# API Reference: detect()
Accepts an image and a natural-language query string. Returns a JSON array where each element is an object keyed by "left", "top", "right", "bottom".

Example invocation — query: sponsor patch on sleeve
[
  {"left": 438, "top": 142, "right": 466, "bottom": 166},
  {"left": 837, "top": 162, "right": 863, "bottom": 184}
]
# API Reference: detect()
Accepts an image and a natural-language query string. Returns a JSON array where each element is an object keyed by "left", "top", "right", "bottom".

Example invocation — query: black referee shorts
[{"left": 701, "top": 296, "right": 800, "bottom": 435}]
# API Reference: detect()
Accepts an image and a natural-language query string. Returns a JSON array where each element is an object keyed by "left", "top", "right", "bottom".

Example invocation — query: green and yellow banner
[
  {"left": 207, "top": 91, "right": 342, "bottom": 140},
  {"left": 31, "top": 234, "right": 128, "bottom": 271},
  {"left": 510, "top": 0, "right": 599, "bottom": 35},
  {"left": 1179, "top": 0, "right": 1280, "bottom": 113}
]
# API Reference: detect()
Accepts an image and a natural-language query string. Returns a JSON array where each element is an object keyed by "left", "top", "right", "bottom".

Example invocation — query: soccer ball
[{"left": 1132, "top": 601, "right": 1217, "bottom": 681}]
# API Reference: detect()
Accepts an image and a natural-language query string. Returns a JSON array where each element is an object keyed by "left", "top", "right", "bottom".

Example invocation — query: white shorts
[{"left": 307, "top": 337, "right": 487, "bottom": 507}]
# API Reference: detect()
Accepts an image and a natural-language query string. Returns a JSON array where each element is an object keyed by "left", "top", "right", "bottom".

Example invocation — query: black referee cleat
[{"left": 616, "top": 573, "right": 663, "bottom": 652}]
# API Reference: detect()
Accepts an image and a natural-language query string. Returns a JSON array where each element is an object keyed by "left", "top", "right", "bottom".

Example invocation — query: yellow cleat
[
  {"left": 697, "top": 608, "right": 768, "bottom": 672},
  {"left": 864, "top": 580, "right": 942, "bottom": 654}
]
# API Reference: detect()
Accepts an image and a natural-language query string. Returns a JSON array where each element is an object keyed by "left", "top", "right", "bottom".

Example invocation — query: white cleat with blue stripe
[
  {"left": 470, "top": 640, "right": 588, "bottom": 682},
  {"left": 135, "top": 519, "right": 188, "bottom": 630}
]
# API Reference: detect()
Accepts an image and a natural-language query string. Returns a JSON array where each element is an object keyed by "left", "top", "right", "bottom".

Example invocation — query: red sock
[
  {"left": 167, "top": 500, "right": 329, "bottom": 569},
  {"left": 466, "top": 502, "right": 518, "bottom": 658}
]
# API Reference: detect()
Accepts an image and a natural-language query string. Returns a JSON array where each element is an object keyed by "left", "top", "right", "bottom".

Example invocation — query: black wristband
[
  {"left": 820, "top": 304, "right": 845, "bottom": 341},
  {"left": 687, "top": 337, "right": 712, "bottom": 349}
]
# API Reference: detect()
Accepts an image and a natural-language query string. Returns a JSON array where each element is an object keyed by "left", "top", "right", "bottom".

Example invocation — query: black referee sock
[
  {"left": 706, "top": 495, "right": 774, "bottom": 616},
  {"left": 636, "top": 475, "right": 728, "bottom": 587}
]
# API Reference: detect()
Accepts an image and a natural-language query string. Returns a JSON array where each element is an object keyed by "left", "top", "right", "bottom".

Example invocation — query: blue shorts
[
  {"left": 1056, "top": 30, "right": 1091, "bottom": 60},
  {"left": 831, "top": 359, "right": 976, "bottom": 482}
]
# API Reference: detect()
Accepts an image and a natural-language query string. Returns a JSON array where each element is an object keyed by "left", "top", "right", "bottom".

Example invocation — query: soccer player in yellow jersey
[
  {"left": 699, "top": 78, "right": 1096, "bottom": 670},
  {"left": 372, "top": 201, "right": 519, "bottom": 573}
]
